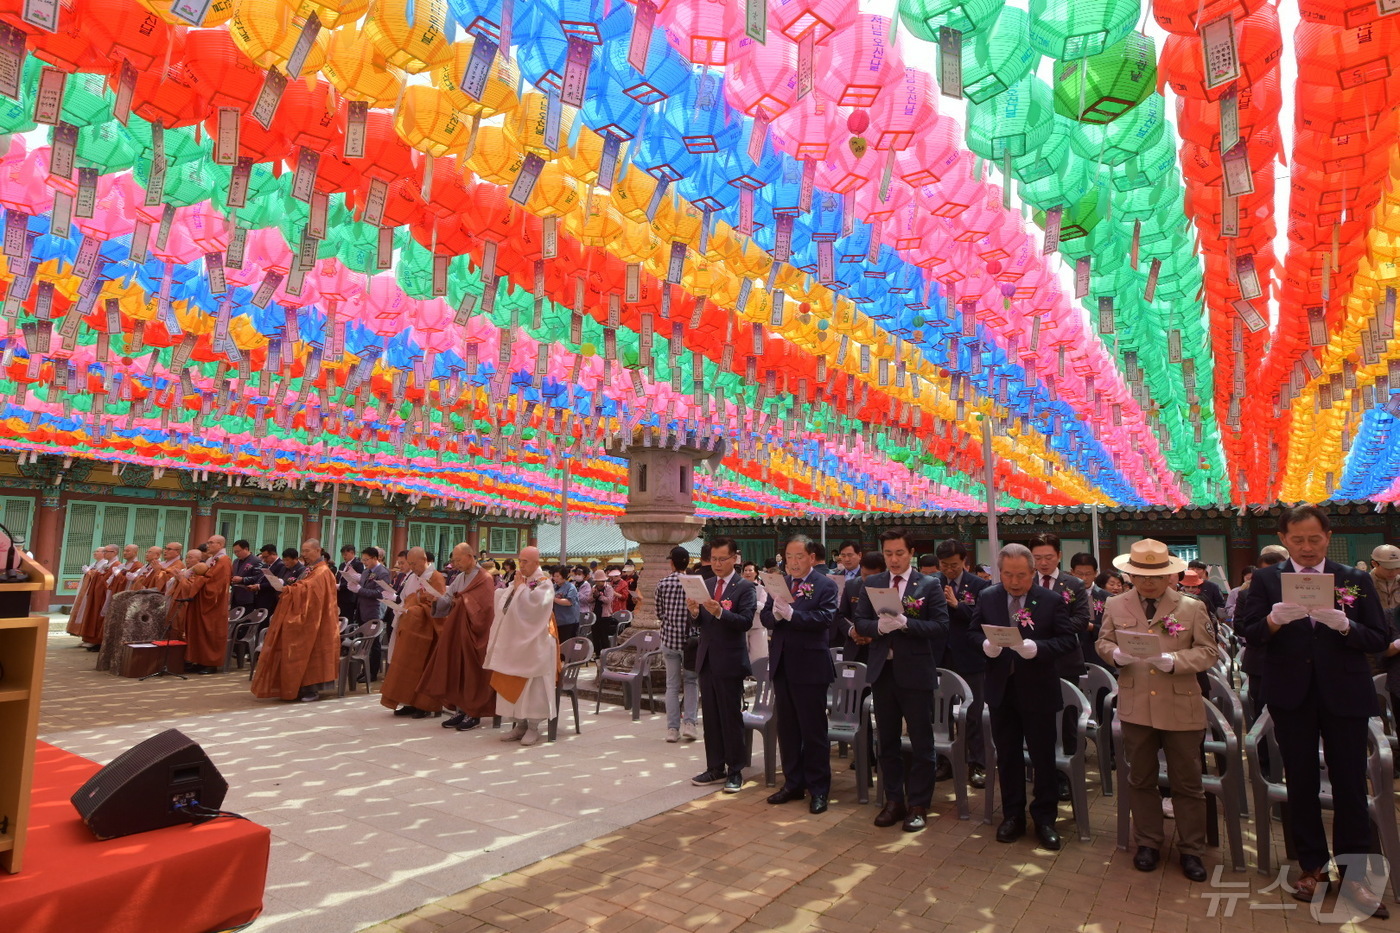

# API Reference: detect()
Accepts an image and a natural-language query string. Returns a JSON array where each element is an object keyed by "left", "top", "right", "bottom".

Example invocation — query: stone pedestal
[{"left": 615, "top": 515, "right": 706, "bottom": 629}]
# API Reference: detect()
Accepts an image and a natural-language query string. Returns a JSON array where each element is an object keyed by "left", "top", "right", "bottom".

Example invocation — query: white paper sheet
[
  {"left": 1281, "top": 572, "right": 1334, "bottom": 610},
  {"left": 982, "top": 624, "right": 1025, "bottom": 648},
  {"left": 760, "top": 571, "right": 793, "bottom": 605},
  {"left": 865, "top": 586, "right": 904, "bottom": 617},
  {"left": 679, "top": 574, "right": 713, "bottom": 603},
  {"left": 1116, "top": 630, "right": 1164, "bottom": 659}
]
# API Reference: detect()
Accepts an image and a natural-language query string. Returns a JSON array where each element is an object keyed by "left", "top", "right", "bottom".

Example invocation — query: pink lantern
[
  {"left": 242, "top": 228, "right": 294, "bottom": 275},
  {"left": 914, "top": 153, "right": 981, "bottom": 217},
  {"left": 771, "top": 94, "right": 847, "bottom": 160},
  {"left": 815, "top": 15, "right": 904, "bottom": 108},
  {"left": 769, "top": 0, "right": 858, "bottom": 42},
  {"left": 659, "top": 0, "right": 740, "bottom": 66},
  {"left": 814, "top": 142, "right": 874, "bottom": 193},
  {"left": 724, "top": 32, "right": 799, "bottom": 119},
  {"left": 850, "top": 176, "right": 912, "bottom": 223},
  {"left": 148, "top": 212, "right": 207, "bottom": 266},
  {"left": 869, "top": 67, "right": 937, "bottom": 151},
  {"left": 0, "top": 142, "right": 52, "bottom": 215},
  {"left": 184, "top": 203, "right": 230, "bottom": 255},
  {"left": 891, "top": 115, "right": 961, "bottom": 186},
  {"left": 73, "top": 175, "right": 141, "bottom": 242}
]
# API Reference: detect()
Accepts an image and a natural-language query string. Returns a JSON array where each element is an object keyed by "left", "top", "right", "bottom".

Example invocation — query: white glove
[
  {"left": 1313, "top": 607, "right": 1350, "bottom": 633},
  {"left": 1011, "top": 639, "right": 1038, "bottom": 659},
  {"left": 1391, "top": 638, "right": 1400, "bottom": 653},
  {"left": 876, "top": 613, "right": 909, "bottom": 635},
  {"left": 1270, "top": 602, "right": 1310, "bottom": 626},
  {"left": 772, "top": 600, "right": 793, "bottom": 621},
  {"left": 1111, "top": 647, "right": 1138, "bottom": 667},
  {"left": 1148, "top": 653, "right": 1175, "bottom": 672},
  {"left": 982, "top": 639, "right": 1003, "bottom": 658}
]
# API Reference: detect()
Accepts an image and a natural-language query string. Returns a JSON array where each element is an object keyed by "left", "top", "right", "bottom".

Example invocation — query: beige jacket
[{"left": 1096, "top": 588, "right": 1218, "bottom": 731}]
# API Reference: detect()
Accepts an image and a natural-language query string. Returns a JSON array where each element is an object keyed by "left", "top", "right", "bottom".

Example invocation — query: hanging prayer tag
[
  {"left": 376, "top": 225, "right": 393, "bottom": 269},
  {"left": 1043, "top": 206, "right": 1062, "bottom": 254},
  {"left": 1220, "top": 195, "right": 1239, "bottom": 238},
  {"left": 291, "top": 146, "right": 319, "bottom": 202},
  {"left": 799, "top": 158, "right": 815, "bottom": 213},
  {"left": 251, "top": 66, "right": 287, "bottom": 130},
  {"left": 797, "top": 32, "right": 815, "bottom": 100},
  {"left": 205, "top": 251, "right": 227, "bottom": 295},
  {"left": 598, "top": 134, "right": 622, "bottom": 190},
  {"left": 1074, "top": 256, "right": 1090, "bottom": 298},
  {"left": 1167, "top": 329, "right": 1183, "bottom": 363},
  {"left": 363, "top": 177, "right": 389, "bottom": 226},
  {"left": 227, "top": 225, "right": 247, "bottom": 269},
  {"left": 544, "top": 88, "right": 563, "bottom": 151},
  {"left": 543, "top": 215, "right": 558, "bottom": 258},
  {"left": 432, "top": 254, "right": 448, "bottom": 297},
  {"left": 1221, "top": 144, "right": 1254, "bottom": 197},
  {"left": 1382, "top": 288, "right": 1397, "bottom": 340},
  {"left": 745, "top": 0, "right": 766, "bottom": 42},
  {"left": 113, "top": 59, "right": 137, "bottom": 124},
  {"left": 49, "top": 121, "right": 76, "bottom": 179},
  {"left": 169, "top": 0, "right": 213, "bottom": 25},
  {"left": 0, "top": 25, "right": 22, "bottom": 102},
  {"left": 214, "top": 107, "right": 240, "bottom": 165},
  {"left": 129, "top": 220, "right": 151, "bottom": 263},
  {"left": 938, "top": 28, "right": 963, "bottom": 98},
  {"left": 461, "top": 35, "right": 499, "bottom": 101},
  {"left": 508, "top": 152, "right": 545, "bottom": 205},
  {"left": 1145, "top": 258, "right": 1161, "bottom": 302},
  {"left": 775, "top": 214, "right": 794, "bottom": 262},
  {"left": 252, "top": 271, "right": 283, "bottom": 308},
  {"left": 1307, "top": 306, "right": 1327, "bottom": 346},
  {"left": 747, "top": 109, "right": 770, "bottom": 165},
  {"left": 667, "top": 240, "right": 686, "bottom": 283},
  {"left": 21, "top": 0, "right": 57, "bottom": 32},
  {"left": 284, "top": 12, "right": 321, "bottom": 79},
  {"left": 1200, "top": 15, "right": 1240, "bottom": 89},
  {"left": 1236, "top": 253, "right": 1261, "bottom": 300},
  {"left": 628, "top": 0, "right": 656, "bottom": 72},
  {"left": 1218, "top": 86, "right": 1240, "bottom": 155},
  {"left": 343, "top": 100, "right": 368, "bottom": 158},
  {"left": 33, "top": 66, "right": 65, "bottom": 125},
  {"left": 561, "top": 37, "right": 591, "bottom": 108},
  {"left": 1098, "top": 297, "right": 1115, "bottom": 335},
  {"left": 308, "top": 190, "right": 328, "bottom": 240},
  {"left": 227, "top": 156, "right": 252, "bottom": 209}
]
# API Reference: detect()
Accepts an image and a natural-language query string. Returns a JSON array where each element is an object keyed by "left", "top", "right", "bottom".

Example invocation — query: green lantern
[
  {"left": 58, "top": 71, "right": 114, "bottom": 127},
  {"left": 77, "top": 121, "right": 142, "bottom": 174},
  {"left": 1072, "top": 93, "right": 1164, "bottom": 164},
  {"left": 396, "top": 241, "right": 436, "bottom": 298},
  {"left": 966, "top": 76, "right": 1054, "bottom": 160},
  {"left": 235, "top": 166, "right": 291, "bottom": 230},
  {"left": 1110, "top": 130, "right": 1176, "bottom": 192},
  {"left": 1020, "top": 152, "right": 1091, "bottom": 210},
  {"left": 1028, "top": 0, "right": 1139, "bottom": 61},
  {"left": 1109, "top": 169, "right": 1181, "bottom": 219},
  {"left": 961, "top": 8, "right": 1039, "bottom": 104},
  {"left": 1033, "top": 186, "right": 1103, "bottom": 240},
  {"left": 898, "top": 0, "right": 1005, "bottom": 40},
  {"left": 1053, "top": 33, "right": 1157, "bottom": 124},
  {"left": 1010, "top": 115, "right": 1078, "bottom": 183},
  {"left": 125, "top": 122, "right": 205, "bottom": 166}
]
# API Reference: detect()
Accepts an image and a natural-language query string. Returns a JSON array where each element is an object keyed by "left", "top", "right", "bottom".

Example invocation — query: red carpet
[{"left": 0, "top": 742, "right": 269, "bottom": 933}]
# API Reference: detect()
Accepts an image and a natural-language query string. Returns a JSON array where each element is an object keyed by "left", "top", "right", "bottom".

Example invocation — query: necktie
[
  {"left": 892, "top": 574, "right": 904, "bottom": 595},
  {"left": 1144, "top": 598, "right": 1157, "bottom": 620},
  {"left": 1042, "top": 574, "right": 1053, "bottom": 589},
  {"left": 713, "top": 577, "right": 726, "bottom": 603},
  {"left": 1011, "top": 595, "right": 1023, "bottom": 616}
]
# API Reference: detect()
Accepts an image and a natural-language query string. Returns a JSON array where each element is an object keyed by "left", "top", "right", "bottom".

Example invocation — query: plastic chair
[
  {"left": 227, "top": 606, "right": 247, "bottom": 625},
  {"left": 223, "top": 608, "right": 268, "bottom": 672},
  {"left": 549, "top": 637, "right": 595, "bottom": 741},
  {"left": 930, "top": 668, "right": 974, "bottom": 821},
  {"left": 337, "top": 620, "right": 383, "bottom": 697},
  {"left": 1206, "top": 670, "right": 1250, "bottom": 815},
  {"left": 1028, "top": 679, "right": 1092, "bottom": 842},
  {"left": 337, "top": 616, "right": 350, "bottom": 635},
  {"left": 248, "top": 627, "right": 268, "bottom": 681},
  {"left": 1078, "top": 664, "right": 1119, "bottom": 797},
  {"left": 577, "top": 611, "right": 595, "bottom": 641},
  {"left": 1374, "top": 675, "right": 1399, "bottom": 765},
  {"left": 1111, "top": 695, "right": 1247, "bottom": 871},
  {"left": 827, "top": 661, "right": 871, "bottom": 804},
  {"left": 595, "top": 630, "right": 663, "bottom": 720},
  {"left": 1246, "top": 710, "right": 1400, "bottom": 898},
  {"left": 742, "top": 656, "right": 778, "bottom": 787}
]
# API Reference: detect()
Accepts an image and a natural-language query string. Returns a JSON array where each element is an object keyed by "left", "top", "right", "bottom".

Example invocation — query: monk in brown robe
[
  {"left": 380, "top": 547, "right": 447, "bottom": 718},
  {"left": 78, "top": 545, "right": 127, "bottom": 648},
  {"left": 186, "top": 534, "right": 232, "bottom": 674},
  {"left": 419, "top": 543, "right": 497, "bottom": 731},
  {"left": 131, "top": 546, "right": 164, "bottom": 589},
  {"left": 66, "top": 547, "right": 111, "bottom": 639},
  {"left": 252, "top": 538, "right": 340, "bottom": 702},
  {"left": 166, "top": 549, "right": 211, "bottom": 639},
  {"left": 150, "top": 541, "right": 184, "bottom": 593}
]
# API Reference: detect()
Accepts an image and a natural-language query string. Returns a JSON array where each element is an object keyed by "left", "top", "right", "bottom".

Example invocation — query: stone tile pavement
[{"left": 35, "top": 631, "right": 1391, "bottom": 933}]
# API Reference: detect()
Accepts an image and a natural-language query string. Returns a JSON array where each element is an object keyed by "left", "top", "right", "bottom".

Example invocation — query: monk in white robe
[
  {"left": 252, "top": 539, "right": 340, "bottom": 702},
  {"left": 485, "top": 546, "right": 558, "bottom": 747}
]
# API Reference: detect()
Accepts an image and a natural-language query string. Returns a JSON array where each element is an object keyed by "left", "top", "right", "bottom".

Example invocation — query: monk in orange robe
[
  {"left": 165, "top": 549, "right": 211, "bottom": 640},
  {"left": 148, "top": 541, "right": 184, "bottom": 594},
  {"left": 66, "top": 547, "right": 112, "bottom": 639},
  {"left": 419, "top": 543, "right": 497, "bottom": 730},
  {"left": 380, "top": 546, "right": 447, "bottom": 718},
  {"left": 251, "top": 539, "right": 340, "bottom": 702},
  {"left": 186, "top": 534, "right": 232, "bottom": 673},
  {"left": 79, "top": 545, "right": 130, "bottom": 647}
]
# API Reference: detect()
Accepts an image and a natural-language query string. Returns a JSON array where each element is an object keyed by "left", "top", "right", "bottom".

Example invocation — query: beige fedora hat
[{"left": 1112, "top": 538, "right": 1188, "bottom": 577}]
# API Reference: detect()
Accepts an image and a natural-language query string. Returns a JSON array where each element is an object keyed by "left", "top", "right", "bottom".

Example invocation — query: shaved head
[
  {"left": 184, "top": 549, "right": 203, "bottom": 566},
  {"left": 300, "top": 539, "right": 322, "bottom": 563},
  {"left": 452, "top": 542, "right": 474, "bottom": 572},
  {"left": 145, "top": 546, "right": 162, "bottom": 561},
  {"left": 123, "top": 544, "right": 138, "bottom": 560},
  {"left": 518, "top": 545, "right": 541, "bottom": 577},
  {"left": 209, "top": 535, "right": 226, "bottom": 551},
  {"left": 407, "top": 546, "right": 427, "bottom": 574}
]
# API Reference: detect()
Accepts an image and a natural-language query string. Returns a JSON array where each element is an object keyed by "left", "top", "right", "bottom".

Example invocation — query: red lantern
[
  {"left": 82, "top": 0, "right": 173, "bottom": 71},
  {"left": 182, "top": 29, "right": 266, "bottom": 110},
  {"left": 108, "top": 38, "right": 209, "bottom": 129},
  {"left": 1158, "top": 4, "right": 1281, "bottom": 102}
]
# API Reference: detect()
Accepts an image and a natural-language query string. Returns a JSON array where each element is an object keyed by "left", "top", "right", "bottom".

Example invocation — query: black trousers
[
  {"left": 700, "top": 668, "right": 746, "bottom": 776},
  {"left": 774, "top": 674, "right": 832, "bottom": 796},
  {"left": 1273, "top": 697, "right": 1374, "bottom": 878},
  {"left": 872, "top": 666, "right": 936, "bottom": 808},
  {"left": 992, "top": 700, "right": 1060, "bottom": 826}
]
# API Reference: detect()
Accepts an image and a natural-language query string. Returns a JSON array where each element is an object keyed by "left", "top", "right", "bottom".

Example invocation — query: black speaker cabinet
[{"left": 70, "top": 730, "right": 229, "bottom": 840}]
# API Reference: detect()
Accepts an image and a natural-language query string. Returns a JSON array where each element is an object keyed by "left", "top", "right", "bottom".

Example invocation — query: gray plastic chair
[
  {"left": 1374, "top": 674, "right": 1398, "bottom": 764},
  {"left": 248, "top": 627, "right": 268, "bottom": 681},
  {"left": 224, "top": 608, "right": 268, "bottom": 672},
  {"left": 1030, "top": 679, "right": 1092, "bottom": 842},
  {"left": 595, "top": 629, "right": 663, "bottom": 720},
  {"left": 743, "top": 656, "right": 779, "bottom": 787},
  {"left": 1079, "top": 664, "right": 1119, "bottom": 797},
  {"left": 336, "top": 620, "right": 383, "bottom": 696},
  {"left": 827, "top": 661, "right": 871, "bottom": 804},
  {"left": 1206, "top": 670, "right": 1250, "bottom": 815},
  {"left": 577, "top": 611, "right": 596, "bottom": 641},
  {"left": 549, "top": 636, "right": 595, "bottom": 741},
  {"left": 1112, "top": 695, "right": 1247, "bottom": 871},
  {"left": 931, "top": 667, "right": 974, "bottom": 821},
  {"left": 1246, "top": 710, "right": 1400, "bottom": 899}
]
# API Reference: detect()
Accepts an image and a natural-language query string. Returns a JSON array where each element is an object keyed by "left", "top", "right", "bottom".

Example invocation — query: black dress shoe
[
  {"left": 1180, "top": 854, "right": 1207, "bottom": 882},
  {"left": 995, "top": 818, "right": 1026, "bottom": 843},
  {"left": 1057, "top": 776, "right": 1072, "bottom": 802},
  {"left": 969, "top": 766, "right": 986, "bottom": 789},
  {"left": 411, "top": 708, "right": 440, "bottom": 719},
  {"left": 902, "top": 806, "right": 928, "bottom": 833},
  {"left": 873, "top": 801, "right": 908, "bottom": 828},
  {"left": 443, "top": 712, "right": 467, "bottom": 729},
  {"left": 1134, "top": 846, "right": 1161, "bottom": 872},
  {"left": 1034, "top": 822, "right": 1062, "bottom": 851},
  {"left": 767, "top": 787, "right": 805, "bottom": 805},
  {"left": 455, "top": 716, "right": 481, "bottom": 731},
  {"left": 809, "top": 795, "right": 828, "bottom": 815},
  {"left": 934, "top": 758, "right": 953, "bottom": 782},
  {"left": 394, "top": 705, "right": 420, "bottom": 717}
]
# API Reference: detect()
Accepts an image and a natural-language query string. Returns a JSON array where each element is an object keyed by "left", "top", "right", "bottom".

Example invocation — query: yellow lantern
[
  {"left": 611, "top": 217, "right": 662, "bottom": 265},
  {"left": 230, "top": 0, "right": 329, "bottom": 74},
  {"left": 363, "top": 0, "right": 453, "bottom": 74},
  {"left": 395, "top": 85, "right": 471, "bottom": 157},
  {"left": 283, "top": 0, "right": 369, "bottom": 29},
  {"left": 504, "top": 93, "right": 575, "bottom": 159},
  {"left": 558, "top": 128, "right": 605, "bottom": 185},
  {"left": 564, "top": 193, "right": 623, "bottom": 248},
  {"left": 526, "top": 163, "right": 582, "bottom": 218},
  {"left": 610, "top": 165, "right": 658, "bottom": 222},
  {"left": 465, "top": 126, "right": 525, "bottom": 185},
  {"left": 433, "top": 35, "right": 520, "bottom": 119},
  {"left": 138, "top": 0, "right": 236, "bottom": 25},
  {"left": 650, "top": 197, "right": 703, "bottom": 246},
  {"left": 323, "top": 26, "right": 404, "bottom": 107}
]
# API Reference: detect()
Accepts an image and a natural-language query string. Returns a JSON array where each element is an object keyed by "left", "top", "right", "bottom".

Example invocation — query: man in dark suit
[
  {"left": 1030, "top": 533, "right": 1090, "bottom": 801},
  {"left": 355, "top": 546, "right": 393, "bottom": 625},
  {"left": 1237, "top": 505, "right": 1392, "bottom": 919},
  {"left": 935, "top": 538, "right": 992, "bottom": 788},
  {"left": 837, "top": 551, "right": 885, "bottom": 661},
  {"left": 337, "top": 544, "right": 364, "bottom": 624},
  {"left": 249, "top": 544, "right": 285, "bottom": 619},
  {"left": 687, "top": 536, "right": 757, "bottom": 795},
  {"left": 852, "top": 529, "right": 949, "bottom": 833},
  {"left": 975, "top": 542, "right": 1078, "bottom": 850},
  {"left": 762, "top": 535, "right": 840, "bottom": 814},
  {"left": 1070, "top": 552, "right": 1113, "bottom": 669},
  {"left": 229, "top": 540, "right": 261, "bottom": 611}
]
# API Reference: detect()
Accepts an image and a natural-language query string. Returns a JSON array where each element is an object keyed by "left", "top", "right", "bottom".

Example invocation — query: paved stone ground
[{"left": 35, "top": 627, "right": 1390, "bottom": 933}]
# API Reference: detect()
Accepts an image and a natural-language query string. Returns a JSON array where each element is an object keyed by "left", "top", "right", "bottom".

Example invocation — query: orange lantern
[
  {"left": 323, "top": 25, "right": 405, "bottom": 107},
  {"left": 363, "top": 0, "right": 452, "bottom": 74}
]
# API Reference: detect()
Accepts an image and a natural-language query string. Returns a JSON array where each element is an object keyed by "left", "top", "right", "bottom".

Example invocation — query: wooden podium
[{"left": 0, "top": 554, "right": 53, "bottom": 873}]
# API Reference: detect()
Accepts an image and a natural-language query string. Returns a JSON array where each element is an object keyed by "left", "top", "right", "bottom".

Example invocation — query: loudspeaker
[{"left": 70, "top": 729, "right": 229, "bottom": 840}]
